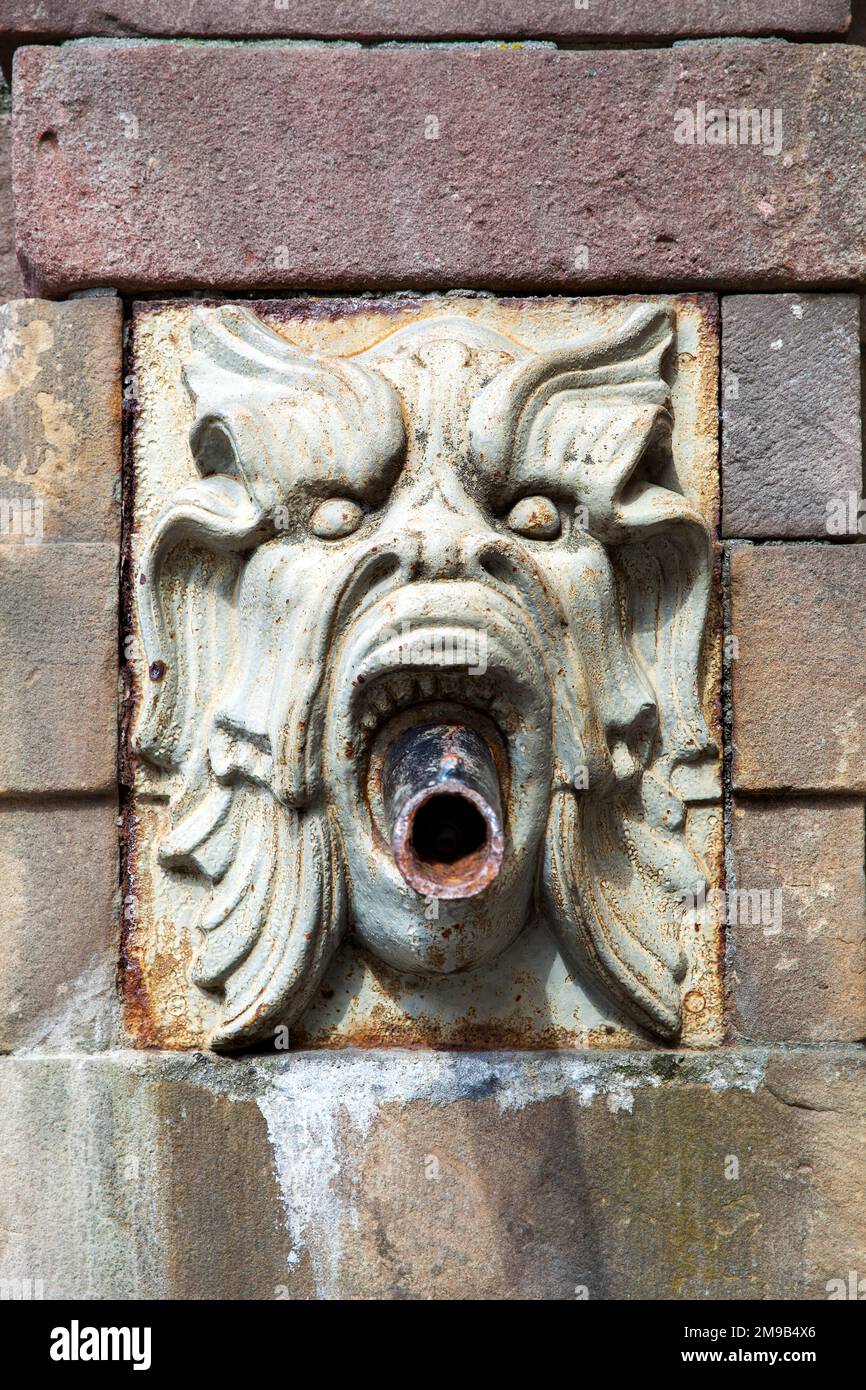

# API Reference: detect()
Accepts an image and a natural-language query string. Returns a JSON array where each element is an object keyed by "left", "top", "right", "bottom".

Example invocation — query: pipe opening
[
  {"left": 411, "top": 792, "right": 487, "bottom": 866},
  {"left": 382, "top": 720, "right": 505, "bottom": 900}
]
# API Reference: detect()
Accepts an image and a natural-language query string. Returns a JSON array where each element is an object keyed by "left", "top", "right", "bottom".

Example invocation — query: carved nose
[
  {"left": 387, "top": 471, "right": 491, "bottom": 581},
  {"left": 404, "top": 512, "right": 488, "bottom": 581}
]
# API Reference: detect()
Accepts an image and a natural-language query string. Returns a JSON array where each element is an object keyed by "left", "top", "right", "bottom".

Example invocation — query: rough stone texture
[
  {"left": 0, "top": 297, "right": 122, "bottom": 545},
  {"left": 731, "top": 545, "right": 866, "bottom": 792},
  {"left": 730, "top": 797, "right": 866, "bottom": 1042},
  {"left": 0, "top": 1048, "right": 863, "bottom": 1299},
  {"left": 0, "top": 799, "right": 120, "bottom": 1052},
  {"left": 722, "top": 295, "right": 862, "bottom": 538},
  {"left": 0, "top": 1054, "right": 292, "bottom": 1299},
  {"left": 0, "top": 1, "right": 852, "bottom": 40},
  {"left": 12, "top": 41, "right": 866, "bottom": 296},
  {"left": 0, "top": 79, "right": 23, "bottom": 302},
  {"left": 0, "top": 542, "right": 118, "bottom": 794}
]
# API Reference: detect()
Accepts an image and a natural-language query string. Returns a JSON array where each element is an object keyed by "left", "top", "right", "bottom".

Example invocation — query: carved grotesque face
[{"left": 135, "top": 304, "right": 717, "bottom": 1049}]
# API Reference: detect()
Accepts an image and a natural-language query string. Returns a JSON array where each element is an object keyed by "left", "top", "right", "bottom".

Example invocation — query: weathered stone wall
[
  {"left": 3, "top": 1049, "right": 864, "bottom": 1300},
  {"left": 0, "top": 4, "right": 864, "bottom": 1301}
]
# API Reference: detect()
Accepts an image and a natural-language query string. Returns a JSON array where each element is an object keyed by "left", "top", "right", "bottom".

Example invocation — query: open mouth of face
[
  {"left": 336, "top": 581, "right": 542, "bottom": 744},
  {"left": 354, "top": 671, "right": 512, "bottom": 902},
  {"left": 354, "top": 667, "right": 519, "bottom": 748},
  {"left": 327, "top": 582, "right": 553, "bottom": 924},
  {"left": 344, "top": 628, "right": 523, "bottom": 901}
]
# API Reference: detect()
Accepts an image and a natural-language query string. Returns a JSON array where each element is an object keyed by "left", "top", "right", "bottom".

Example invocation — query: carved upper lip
[{"left": 335, "top": 580, "right": 551, "bottom": 734}]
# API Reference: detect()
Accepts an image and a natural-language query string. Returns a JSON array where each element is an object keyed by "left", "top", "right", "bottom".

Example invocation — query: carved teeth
[
  {"left": 369, "top": 684, "right": 394, "bottom": 718},
  {"left": 356, "top": 668, "right": 514, "bottom": 734}
]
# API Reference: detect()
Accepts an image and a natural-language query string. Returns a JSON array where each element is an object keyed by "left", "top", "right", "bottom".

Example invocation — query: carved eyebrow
[
  {"left": 478, "top": 402, "right": 671, "bottom": 522},
  {"left": 467, "top": 303, "right": 674, "bottom": 478},
  {"left": 182, "top": 305, "right": 407, "bottom": 516}
]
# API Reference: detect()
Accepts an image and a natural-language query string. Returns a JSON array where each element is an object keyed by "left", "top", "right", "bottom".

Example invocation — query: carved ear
[
  {"left": 133, "top": 306, "right": 403, "bottom": 1049},
  {"left": 473, "top": 304, "right": 717, "bottom": 1038}
]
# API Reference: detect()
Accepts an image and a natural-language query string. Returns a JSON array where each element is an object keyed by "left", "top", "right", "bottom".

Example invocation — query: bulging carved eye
[
  {"left": 506, "top": 495, "right": 561, "bottom": 540},
  {"left": 308, "top": 498, "right": 364, "bottom": 539}
]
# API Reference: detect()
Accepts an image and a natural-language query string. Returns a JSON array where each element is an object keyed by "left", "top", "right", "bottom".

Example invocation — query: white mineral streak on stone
[
  {"left": 701, "top": 1051, "right": 770, "bottom": 1093},
  {"left": 0, "top": 306, "right": 53, "bottom": 404},
  {"left": 255, "top": 1049, "right": 768, "bottom": 1298},
  {"left": 606, "top": 1089, "right": 635, "bottom": 1114},
  {"left": 257, "top": 1073, "right": 345, "bottom": 1293}
]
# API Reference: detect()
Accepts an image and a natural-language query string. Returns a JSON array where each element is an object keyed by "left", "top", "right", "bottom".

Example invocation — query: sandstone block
[
  {"left": 0, "top": 798, "right": 120, "bottom": 1052},
  {"left": 0, "top": 542, "right": 118, "bottom": 793},
  {"left": 722, "top": 294, "right": 862, "bottom": 538},
  {"left": 730, "top": 796, "right": 866, "bottom": 1041},
  {"left": 731, "top": 545, "right": 866, "bottom": 792},
  {"left": 0, "top": 1049, "right": 864, "bottom": 1299},
  {"left": 0, "top": 1, "right": 852, "bottom": 40},
  {"left": 0, "top": 296, "right": 122, "bottom": 545},
  {"left": 12, "top": 41, "right": 866, "bottom": 295},
  {"left": 0, "top": 79, "right": 23, "bottom": 301}
]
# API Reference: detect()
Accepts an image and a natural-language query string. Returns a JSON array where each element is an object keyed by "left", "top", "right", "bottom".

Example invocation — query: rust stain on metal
[
  {"left": 384, "top": 722, "right": 506, "bottom": 900},
  {"left": 118, "top": 309, "right": 155, "bottom": 1046},
  {"left": 291, "top": 978, "right": 648, "bottom": 1054}
]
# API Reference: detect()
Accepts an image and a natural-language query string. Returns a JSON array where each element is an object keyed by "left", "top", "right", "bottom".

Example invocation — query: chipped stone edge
[{"left": 0, "top": 1043, "right": 777, "bottom": 1098}]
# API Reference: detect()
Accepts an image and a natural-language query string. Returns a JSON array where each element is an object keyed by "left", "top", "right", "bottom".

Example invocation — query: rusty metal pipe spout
[{"left": 381, "top": 722, "right": 505, "bottom": 901}]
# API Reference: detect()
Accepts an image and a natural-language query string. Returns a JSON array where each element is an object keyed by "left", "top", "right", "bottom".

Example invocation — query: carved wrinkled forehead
[{"left": 180, "top": 304, "right": 675, "bottom": 514}]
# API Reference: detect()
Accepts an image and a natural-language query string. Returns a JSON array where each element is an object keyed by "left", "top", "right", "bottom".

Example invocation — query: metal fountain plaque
[{"left": 124, "top": 294, "right": 722, "bottom": 1051}]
